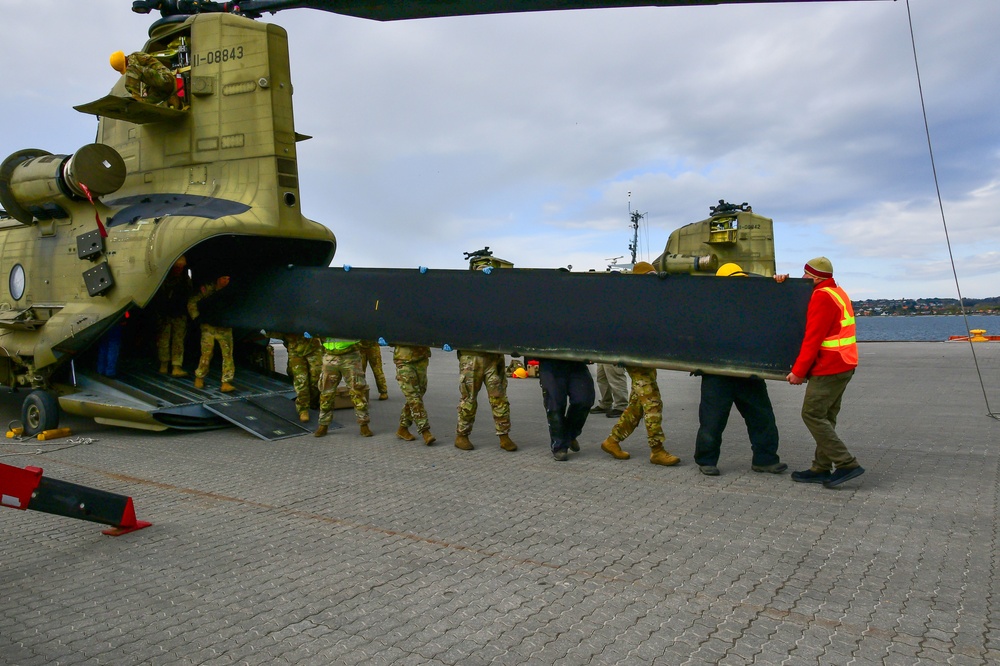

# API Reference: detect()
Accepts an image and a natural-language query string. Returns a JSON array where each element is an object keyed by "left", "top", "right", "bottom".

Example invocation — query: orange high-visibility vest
[{"left": 818, "top": 286, "right": 858, "bottom": 365}]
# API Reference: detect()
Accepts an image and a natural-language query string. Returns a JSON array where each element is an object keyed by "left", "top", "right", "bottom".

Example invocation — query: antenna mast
[{"left": 627, "top": 192, "right": 645, "bottom": 265}]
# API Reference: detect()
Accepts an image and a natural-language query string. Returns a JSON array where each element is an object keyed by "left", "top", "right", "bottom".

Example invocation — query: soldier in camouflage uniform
[
  {"left": 358, "top": 340, "right": 389, "bottom": 400},
  {"left": 314, "top": 339, "right": 371, "bottom": 438},
  {"left": 599, "top": 262, "right": 680, "bottom": 466},
  {"left": 110, "top": 50, "right": 182, "bottom": 108},
  {"left": 152, "top": 256, "right": 192, "bottom": 377},
  {"left": 393, "top": 345, "right": 436, "bottom": 446},
  {"left": 187, "top": 276, "right": 235, "bottom": 393},
  {"left": 274, "top": 332, "right": 322, "bottom": 422},
  {"left": 454, "top": 350, "right": 516, "bottom": 452}
]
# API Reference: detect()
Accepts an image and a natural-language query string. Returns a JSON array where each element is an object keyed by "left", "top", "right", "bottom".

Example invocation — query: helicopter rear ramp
[{"left": 57, "top": 362, "right": 312, "bottom": 440}]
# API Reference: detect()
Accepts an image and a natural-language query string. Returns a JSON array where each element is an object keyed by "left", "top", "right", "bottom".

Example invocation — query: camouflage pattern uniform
[
  {"left": 278, "top": 333, "right": 322, "bottom": 414},
  {"left": 393, "top": 345, "right": 432, "bottom": 434},
  {"left": 124, "top": 52, "right": 176, "bottom": 104},
  {"left": 153, "top": 266, "right": 192, "bottom": 369},
  {"left": 318, "top": 339, "right": 369, "bottom": 426},
  {"left": 358, "top": 340, "right": 388, "bottom": 397},
  {"left": 456, "top": 350, "right": 511, "bottom": 436},
  {"left": 609, "top": 366, "right": 664, "bottom": 449},
  {"left": 187, "top": 283, "right": 234, "bottom": 383}
]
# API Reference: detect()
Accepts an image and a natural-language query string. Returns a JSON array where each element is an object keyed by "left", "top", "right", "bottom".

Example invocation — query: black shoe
[
  {"left": 605, "top": 409, "right": 624, "bottom": 418},
  {"left": 589, "top": 406, "right": 608, "bottom": 414},
  {"left": 823, "top": 466, "right": 865, "bottom": 488},
  {"left": 699, "top": 465, "right": 720, "bottom": 476},
  {"left": 752, "top": 462, "right": 789, "bottom": 474},
  {"left": 791, "top": 469, "right": 831, "bottom": 484},
  {"left": 552, "top": 448, "right": 569, "bottom": 461},
  {"left": 568, "top": 439, "right": 580, "bottom": 452}
]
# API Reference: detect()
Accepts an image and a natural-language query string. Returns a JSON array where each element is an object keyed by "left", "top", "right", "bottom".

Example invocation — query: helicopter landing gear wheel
[{"left": 21, "top": 389, "right": 59, "bottom": 436}]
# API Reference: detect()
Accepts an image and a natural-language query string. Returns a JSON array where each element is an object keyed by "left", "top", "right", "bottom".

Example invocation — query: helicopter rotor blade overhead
[{"left": 133, "top": 0, "right": 887, "bottom": 21}]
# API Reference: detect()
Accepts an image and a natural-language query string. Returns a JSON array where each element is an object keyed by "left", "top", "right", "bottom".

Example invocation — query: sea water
[{"left": 855, "top": 314, "right": 999, "bottom": 342}]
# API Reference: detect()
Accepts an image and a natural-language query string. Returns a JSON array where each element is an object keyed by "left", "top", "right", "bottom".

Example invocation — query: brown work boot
[
  {"left": 220, "top": 382, "right": 235, "bottom": 393},
  {"left": 649, "top": 445, "right": 680, "bottom": 466},
  {"left": 454, "top": 434, "right": 474, "bottom": 450},
  {"left": 396, "top": 426, "right": 416, "bottom": 441},
  {"left": 601, "top": 438, "right": 630, "bottom": 460},
  {"left": 171, "top": 366, "right": 188, "bottom": 378},
  {"left": 499, "top": 434, "right": 517, "bottom": 452},
  {"left": 313, "top": 424, "right": 328, "bottom": 437},
  {"left": 298, "top": 412, "right": 310, "bottom": 423},
  {"left": 194, "top": 377, "right": 205, "bottom": 389},
  {"left": 421, "top": 430, "right": 436, "bottom": 446},
  {"left": 159, "top": 362, "right": 169, "bottom": 374},
  {"left": 360, "top": 424, "right": 373, "bottom": 437},
  {"left": 378, "top": 392, "right": 388, "bottom": 401}
]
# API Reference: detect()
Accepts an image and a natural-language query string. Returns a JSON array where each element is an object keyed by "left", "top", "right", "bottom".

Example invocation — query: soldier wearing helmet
[
  {"left": 598, "top": 262, "right": 681, "bottom": 467},
  {"left": 454, "top": 254, "right": 517, "bottom": 453},
  {"left": 693, "top": 263, "right": 786, "bottom": 477}
]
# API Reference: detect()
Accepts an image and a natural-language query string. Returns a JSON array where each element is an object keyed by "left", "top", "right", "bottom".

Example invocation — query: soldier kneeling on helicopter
[{"left": 110, "top": 50, "right": 183, "bottom": 110}]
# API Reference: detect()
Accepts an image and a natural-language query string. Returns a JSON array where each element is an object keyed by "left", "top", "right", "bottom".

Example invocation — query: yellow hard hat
[
  {"left": 110, "top": 51, "right": 127, "bottom": 74},
  {"left": 513, "top": 367, "right": 528, "bottom": 379},
  {"left": 716, "top": 262, "right": 747, "bottom": 277},
  {"left": 632, "top": 261, "right": 656, "bottom": 275}
]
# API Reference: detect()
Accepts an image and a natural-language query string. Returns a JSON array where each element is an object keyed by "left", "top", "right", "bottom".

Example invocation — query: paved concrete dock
[{"left": 2, "top": 342, "right": 999, "bottom": 665}]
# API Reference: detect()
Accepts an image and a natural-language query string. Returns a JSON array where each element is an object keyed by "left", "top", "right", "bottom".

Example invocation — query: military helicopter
[{"left": 0, "top": 0, "right": 849, "bottom": 438}]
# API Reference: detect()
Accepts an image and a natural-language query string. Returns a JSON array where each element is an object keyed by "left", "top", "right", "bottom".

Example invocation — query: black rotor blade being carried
[{"left": 135, "top": 0, "right": 887, "bottom": 21}]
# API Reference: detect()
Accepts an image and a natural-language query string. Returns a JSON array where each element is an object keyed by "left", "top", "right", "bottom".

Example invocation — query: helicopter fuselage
[{"left": 0, "top": 13, "right": 336, "bottom": 392}]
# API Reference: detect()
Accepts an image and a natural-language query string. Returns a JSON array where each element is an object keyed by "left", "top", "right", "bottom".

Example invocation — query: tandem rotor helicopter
[{"left": 0, "top": 0, "right": 861, "bottom": 438}]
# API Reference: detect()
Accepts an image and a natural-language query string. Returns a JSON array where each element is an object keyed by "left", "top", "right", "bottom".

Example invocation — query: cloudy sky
[{"left": 3, "top": 0, "right": 998, "bottom": 299}]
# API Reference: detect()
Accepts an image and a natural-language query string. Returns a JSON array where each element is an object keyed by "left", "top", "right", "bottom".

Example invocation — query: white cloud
[{"left": 2, "top": 0, "right": 998, "bottom": 298}]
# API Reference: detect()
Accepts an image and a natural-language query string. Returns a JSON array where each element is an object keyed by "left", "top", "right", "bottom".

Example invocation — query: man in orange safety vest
[{"left": 776, "top": 256, "right": 864, "bottom": 488}]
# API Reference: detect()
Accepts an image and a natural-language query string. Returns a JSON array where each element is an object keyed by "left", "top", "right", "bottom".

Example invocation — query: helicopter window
[{"left": 9, "top": 264, "right": 25, "bottom": 301}]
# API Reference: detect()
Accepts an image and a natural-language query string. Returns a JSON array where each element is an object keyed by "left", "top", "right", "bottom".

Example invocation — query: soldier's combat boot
[
  {"left": 360, "top": 424, "right": 373, "bottom": 437},
  {"left": 220, "top": 382, "right": 235, "bottom": 393},
  {"left": 171, "top": 366, "right": 188, "bottom": 378},
  {"left": 313, "top": 425, "right": 328, "bottom": 437},
  {"left": 499, "top": 434, "right": 517, "bottom": 451},
  {"left": 159, "top": 362, "right": 169, "bottom": 374},
  {"left": 396, "top": 426, "right": 416, "bottom": 441},
  {"left": 601, "top": 438, "right": 630, "bottom": 460},
  {"left": 421, "top": 430, "right": 436, "bottom": 446},
  {"left": 454, "top": 434, "right": 474, "bottom": 450},
  {"left": 649, "top": 444, "right": 680, "bottom": 466},
  {"left": 378, "top": 392, "right": 388, "bottom": 401},
  {"left": 194, "top": 377, "right": 205, "bottom": 389},
  {"left": 299, "top": 412, "right": 310, "bottom": 423}
]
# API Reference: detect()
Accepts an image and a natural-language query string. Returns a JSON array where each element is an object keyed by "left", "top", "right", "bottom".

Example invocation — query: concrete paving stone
[
  {"left": 944, "top": 655, "right": 989, "bottom": 666},
  {"left": 4, "top": 344, "right": 1000, "bottom": 665},
  {"left": 953, "top": 628, "right": 990, "bottom": 650},
  {"left": 1, "top": 652, "right": 53, "bottom": 666}
]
